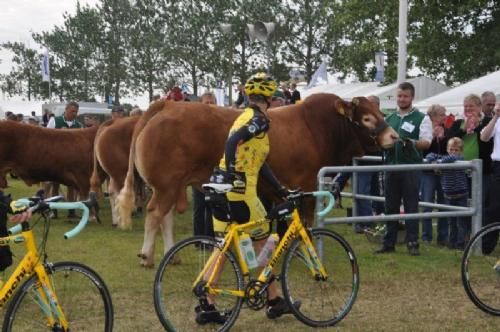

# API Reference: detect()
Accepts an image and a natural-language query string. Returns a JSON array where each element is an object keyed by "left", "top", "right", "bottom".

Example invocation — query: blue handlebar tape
[
  {"left": 8, "top": 201, "right": 89, "bottom": 238},
  {"left": 313, "top": 191, "right": 335, "bottom": 217},
  {"left": 47, "top": 202, "right": 89, "bottom": 239}
]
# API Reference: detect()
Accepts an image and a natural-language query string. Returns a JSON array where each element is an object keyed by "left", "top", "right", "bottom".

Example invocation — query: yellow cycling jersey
[{"left": 219, "top": 106, "right": 270, "bottom": 199}]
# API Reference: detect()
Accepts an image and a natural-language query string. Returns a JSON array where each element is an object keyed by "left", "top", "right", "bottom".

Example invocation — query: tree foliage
[{"left": 1, "top": 0, "right": 500, "bottom": 102}]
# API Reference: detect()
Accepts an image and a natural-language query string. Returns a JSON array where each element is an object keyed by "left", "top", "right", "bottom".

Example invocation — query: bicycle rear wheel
[
  {"left": 2, "top": 261, "right": 113, "bottom": 331},
  {"left": 461, "top": 222, "right": 500, "bottom": 315},
  {"left": 154, "top": 236, "right": 244, "bottom": 332},
  {"left": 281, "top": 228, "right": 359, "bottom": 327}
]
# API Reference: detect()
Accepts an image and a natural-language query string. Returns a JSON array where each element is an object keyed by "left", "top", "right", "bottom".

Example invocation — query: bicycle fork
[
  {"left": 33, "top": 263, "right": 69, "bottom": 331},
  {"left": 296, "top": 228, "right": 329, "bottom": 281}
]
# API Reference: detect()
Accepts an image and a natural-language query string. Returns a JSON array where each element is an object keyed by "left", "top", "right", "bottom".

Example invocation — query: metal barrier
[{"left": 316, "top": 157, "right": 483, "bottom": 238}]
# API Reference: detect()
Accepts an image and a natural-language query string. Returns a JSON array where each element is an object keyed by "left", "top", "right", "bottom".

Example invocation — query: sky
[{"left": 0, "top": 0, "right": 100, "bottom": 75}]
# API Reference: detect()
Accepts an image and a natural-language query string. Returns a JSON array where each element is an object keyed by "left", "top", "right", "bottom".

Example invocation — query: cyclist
[
  {"left": 0, "top": 191, "right": 31, "bottom": 272},
  {"left": 200, "top": 72, "right": 300, "bottom": 324}
]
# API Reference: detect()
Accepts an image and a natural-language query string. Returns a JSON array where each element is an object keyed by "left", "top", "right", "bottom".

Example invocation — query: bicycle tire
[
  {"left": 281, "top": 228, "right": 359, "bottom": 327},
  {"left": 154, "top": 236, "right": 244, "bottom": 332},
  {"left": 2, "top": 261, "right": 113, "bottom": 332},
  {"left": 461, "top": 222, "right": 500, "bottom": 316}
]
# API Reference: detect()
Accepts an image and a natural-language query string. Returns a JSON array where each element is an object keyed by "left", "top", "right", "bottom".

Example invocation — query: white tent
[
  {"left": 414, "top": 70, "right": 500, "bottom": 116},
  {"left": 302, "top": 76, "right": 449, "bottom": 110}
]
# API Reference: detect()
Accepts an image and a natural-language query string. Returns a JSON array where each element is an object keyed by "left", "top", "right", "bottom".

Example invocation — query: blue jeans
[
  {"left": 420, "top": 172, "right": 447, "bottom": 243},
  {"left": 383, "top": 170, "right": 420, "bottom": 247},
  {"left": 446, "top": 195, "right": 469, "bottom": 248}
]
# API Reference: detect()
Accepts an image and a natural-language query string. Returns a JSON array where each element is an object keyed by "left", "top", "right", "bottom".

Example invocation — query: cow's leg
[
  {"left": 139, "top": 189, "right": 177, "bottom": 267},
  {"left": 109, "top": 191, "right": 120, "bottom": 227},
  {"left": 139, "top": 209, "right": 162, "bottom": 268},
  {"left": 159, "top": 208, "right": 176, "bottom": 261}
]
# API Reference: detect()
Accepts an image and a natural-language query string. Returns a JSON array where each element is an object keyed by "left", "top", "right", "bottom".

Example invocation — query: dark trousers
[
  {"left": 383, "top": 170, "right": 420, "bottom": 247},
  {"left": 446, "top": 195, "right": 469, "bottom": 248},
  {"left": 192, "top": 187, "right": 214, "bottom": 238},
  {"left": 483, "top": 162, "right": 500, "bottom": 253}
]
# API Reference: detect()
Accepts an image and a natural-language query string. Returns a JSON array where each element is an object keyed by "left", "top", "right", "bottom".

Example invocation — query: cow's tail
[{"left": 117, "top": 100, "right": 166, "bottom": 230}]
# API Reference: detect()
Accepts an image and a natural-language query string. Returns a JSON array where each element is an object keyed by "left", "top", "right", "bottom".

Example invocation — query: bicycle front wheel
[
  {"left": 281, "top": 228, "right": 359, "bottom": 327},
  {"left": 154, "top": 236, "right": 244, "bottom": 332},
  {"left": 2, "top": 261, "right": 113, "bottom": 332},
  {"left": 462, "top": 222, "right": 500, "bottom": 315}
]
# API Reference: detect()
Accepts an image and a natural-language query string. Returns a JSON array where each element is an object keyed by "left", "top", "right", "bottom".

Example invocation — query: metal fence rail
[{"left": 315, "top": 158, "right": 483, "bottom": 237}]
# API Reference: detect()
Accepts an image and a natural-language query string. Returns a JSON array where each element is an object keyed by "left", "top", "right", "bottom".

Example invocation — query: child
[{"left": 426, "top": 137, "right": 469, "bottom": 249}]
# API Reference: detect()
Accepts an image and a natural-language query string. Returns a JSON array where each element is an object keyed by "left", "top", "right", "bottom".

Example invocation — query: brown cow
[
  {"left": 90, "top": 116, "right": 146, "bottom": 226},
  {"left": 0, "top": 121, "right": 97, "bottom": 197},
  {"left": 117, "top": 94, "right": 398, "bottom": 266}
]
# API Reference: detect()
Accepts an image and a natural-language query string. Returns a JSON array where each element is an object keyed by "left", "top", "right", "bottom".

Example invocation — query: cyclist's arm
[
  {"left": 224, "top": 115, "right": 269, "bottom": 173},
  {"left": 259, "top": 162, "right": 284, "bottom": 193}
]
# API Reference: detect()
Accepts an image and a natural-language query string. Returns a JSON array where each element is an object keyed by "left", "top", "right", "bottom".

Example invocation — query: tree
[
  {"left": 1, "top": 42, "right": 41, "bottom": 100},
  {"left": 409, "top": 0, "right": 500, "bottom": 84}
]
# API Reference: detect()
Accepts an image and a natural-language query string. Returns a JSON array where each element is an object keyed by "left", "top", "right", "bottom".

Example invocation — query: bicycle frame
[
  {"left": 0, "top": 199, "right": 90, "bottom": 330},
  {"left": 0, "top": 227, "right": 69, "bottom": 329},
  {"left": 195, "top": 201, "right": 330, "bottom": 300}
]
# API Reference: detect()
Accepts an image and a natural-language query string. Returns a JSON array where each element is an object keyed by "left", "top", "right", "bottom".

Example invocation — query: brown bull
[
  {"left": 118, "top": 93, "right": 399, "bottom": 267},
  {"left": 90, "top": 116, "right": 146, "bottom": 226},
  {"left": 0, "top": 121, "right": 97, "bottom": 197}
]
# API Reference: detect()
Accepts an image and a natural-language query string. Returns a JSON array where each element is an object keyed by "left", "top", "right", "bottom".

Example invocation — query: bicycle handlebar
[
  {"left": 9, "top": 195, "right": 97, "bottom": 239},
  {"left": 285, "top": 190, "right": 335, "bottom": 218}
]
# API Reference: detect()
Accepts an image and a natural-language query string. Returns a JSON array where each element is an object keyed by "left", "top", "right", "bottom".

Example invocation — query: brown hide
[
  {"left": 91, "top": 116, "right": 141, "bottom": 194},
  {"left": 0, "top": 121, "right": 97, "bottom": 196},
  {"left": 121, "top": 93, "right": 387, "bottom": 225}
]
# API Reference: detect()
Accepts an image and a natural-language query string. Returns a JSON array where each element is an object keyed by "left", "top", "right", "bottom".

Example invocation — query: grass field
[{"left": 1, "top": 178, "right": 498, "bottom": 331}]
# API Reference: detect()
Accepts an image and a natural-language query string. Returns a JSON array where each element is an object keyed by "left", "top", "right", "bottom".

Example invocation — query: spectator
[
  {"left": 333, "top": 95, "right": 384, "bottom": 234},
  {"left": 192, "top": 92, "right": 218, "bottom": 240},
  {"left": 15, "top": 114, "right": 24, "bottom": 122},
  {"left": 5, "top": 111, "right": 17, "bottom": 121},
  {"left": 281, "top": 83, "right": 292, "bottom": 104},
  {"left": 290, "top": 83, "right": 301, "bottom": 104},
  {"left": 130, "top": 107, "right": 143, "bottom": 117},
  {"left": 164, "top": 86, "right": 184, "bottom": 101},
  {"left": 479, "top": 91, "right": 496, "bottom": 225},
  {"left": 426, "top": 138, "right": 469, "bottom": 249},
  {"left": 447, "top": 94, "right": 492, "bottom": 243},
  {"left": 42, "top": 109, "right": 51, "bottom": 126},
  {"left": 45, "top": 101, "right": 83, "bottom": 219},
  {"left": 28, "top": 117, "right": 40, "bottom": 126},
  {"left": 234, "top": 84, "right": 247, "bottom": 108},
  {"left": 479, "top": 101, "right": 500, "bottom": 254},
  {"left": 84, "top": 115, "right": 99, "bottom": 127},
  {"left": 111, "top": 106, "right": 126, "bottom": 120},
  {"left": 375, "top": 82, "right": 432, "bottom": 256},
  {"left": 270, "top": 90, "right": 286, "bottom": 108},
  {"left": 420, "top": 105, "right": 448, "bottom": 246}
]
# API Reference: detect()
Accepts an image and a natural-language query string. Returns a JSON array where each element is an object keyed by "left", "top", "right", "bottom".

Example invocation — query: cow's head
[{"left": 334, "top": 96, "right": 398, "bottom": 151}]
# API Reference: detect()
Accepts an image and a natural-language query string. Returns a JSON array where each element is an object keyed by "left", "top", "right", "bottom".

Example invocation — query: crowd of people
[{"left": 331, "top": 83, "right": 499, "bottom": 257}]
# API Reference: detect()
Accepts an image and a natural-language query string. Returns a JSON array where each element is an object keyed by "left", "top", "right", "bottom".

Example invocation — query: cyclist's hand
[
  {"left": 9, "top": 210, "right": 32, "bottom": 224},
  {"left": 280, "top": 187, "right": 301, "bottom": 199}
]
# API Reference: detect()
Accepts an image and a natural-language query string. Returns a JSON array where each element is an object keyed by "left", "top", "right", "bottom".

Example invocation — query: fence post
[{"left": 471, "top": 159, "right": 483, "bottom": 237}]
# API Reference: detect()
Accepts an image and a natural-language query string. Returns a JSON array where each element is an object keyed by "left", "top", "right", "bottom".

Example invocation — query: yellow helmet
[{"left": 244, "top": 72, "right": 277, "bottom": 97}]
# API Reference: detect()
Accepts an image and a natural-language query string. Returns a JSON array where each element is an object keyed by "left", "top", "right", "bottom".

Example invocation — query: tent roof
[
  {"left": 302, "top": 76, "right": 449, "bottom": 110},
  {"left": 415, "top": 70, "right": 500, "bottom": 116}
]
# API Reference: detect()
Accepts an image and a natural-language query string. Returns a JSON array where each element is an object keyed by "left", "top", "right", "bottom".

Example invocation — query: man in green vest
[
  {"left": 375, "top": 82, "right": 432, "bottom": 256},
  {"left": 46, "top": 102, "right": 83, "bottom": 218}
]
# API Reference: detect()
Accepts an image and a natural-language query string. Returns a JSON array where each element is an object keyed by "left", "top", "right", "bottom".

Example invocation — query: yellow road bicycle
[
  {"left": 0, "top": 194, "right": 113, "bottom": 331},
  {"left": 154, "top": 185, "right": 359, "bottom": 331}
]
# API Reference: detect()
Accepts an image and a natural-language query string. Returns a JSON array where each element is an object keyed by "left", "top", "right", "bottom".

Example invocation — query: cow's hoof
[
  {"left": 137, "top": 252, "right": 147, "bottom": 259},
  {"left": 112, "top": 223, "right": 118, "bottom": 228},
  {"left": 140, "top": 261, "right": 154, "bottom": 268}
]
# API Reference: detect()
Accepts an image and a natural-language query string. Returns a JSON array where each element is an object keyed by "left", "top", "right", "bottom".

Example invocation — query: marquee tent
[
  {"left": 302, "top": 76, "right": 449, "bottom": 111},
  {"left": 414, "top": 70, "right": 500, "bottom": 116}
]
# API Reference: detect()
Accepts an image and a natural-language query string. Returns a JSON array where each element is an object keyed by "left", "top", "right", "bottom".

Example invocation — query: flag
[
  {"left": 40, "top": 48, "right": 50, "bottom": 82},
  {"left": 374, "top": 52, "right": 385, "bottom": 82},
  {"left": 306, "top": 61, "right": 328, "bottom": 89}
]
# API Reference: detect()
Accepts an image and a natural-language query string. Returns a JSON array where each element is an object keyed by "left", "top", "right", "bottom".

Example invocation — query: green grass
[{"left": 1, "top": 178, "right": 499, "bottom": 331}]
